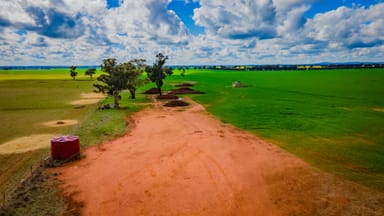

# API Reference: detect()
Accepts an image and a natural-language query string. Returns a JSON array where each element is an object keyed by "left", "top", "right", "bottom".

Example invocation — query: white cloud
[
  {"left": 193, "top": 0, "right": 277, "bottom": 39},
  {"left": 193, "top": 0, "right": 315, "bottom": 40},
  {"left": 0, "top": 0, "right": 192, "bottom": 65},
  {"left": 104, "top": 0, "right": 189, "bottom": 45},
  {"left": 305, "top": 3, "right": 384, "bottom": 49},
  {"left": 0, "top": 1, "right": 36, "bottom": 26},
  {"left": 0, "top": 0, "right": 383, "bottom": 66}
]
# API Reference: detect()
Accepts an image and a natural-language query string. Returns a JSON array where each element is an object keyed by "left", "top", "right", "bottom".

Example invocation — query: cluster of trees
[
  {"left": 169, "top": 63, "right": 384, "bottom": 72},
  {"left": 93, "top": 53, "right": 169, "bottom": 108},
  {"left": 206, "top": 63, "right": 384, "bottom": 71},
  {"left": 69, "top": 66, "right": 96, "bottom": 80}
]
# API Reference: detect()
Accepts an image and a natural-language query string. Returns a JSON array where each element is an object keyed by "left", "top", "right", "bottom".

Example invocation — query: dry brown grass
[
  {"left": 0, "top": 134, "right": 56, "bottom": 154},
  {"left": 41, "top": 120, "right": 79, "bottom": 127}
]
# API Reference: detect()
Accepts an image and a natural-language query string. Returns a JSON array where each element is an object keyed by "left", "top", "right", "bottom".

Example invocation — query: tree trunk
[
  {"left": 113, "top": 90, "right": 120, "bottom": 109},
  {"left": 156, "top": 82, "right": 162, "bottom": 96},
  {"left": 129, "top": 88, "right": 136, "bottom": 99}
]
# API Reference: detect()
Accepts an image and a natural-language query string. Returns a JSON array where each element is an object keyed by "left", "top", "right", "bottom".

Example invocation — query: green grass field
[
  {"left": 167, "top": 68, "right": 384, "bottom": 191},
  {"left": 0, "top": 69, "right": 148, "bottom": 210}
]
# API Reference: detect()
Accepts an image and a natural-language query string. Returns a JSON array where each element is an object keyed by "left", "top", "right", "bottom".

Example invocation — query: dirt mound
[
  {"left": 169, "top": 87, "right": 205, "bottom": 95},
  {"left": 175, "top": 83, "right": 194, "bottom": 87},
  {"left": 156, "top": 94, "right": 179, "bottom": 100},
  {"left": 142, "top": 88, "right": 159, "bottom": 94},
  {"left": 0, "top": 134, "right": 56, "bottom": 154},
  {"left": 163, "top": 100, "right": 189, "bottom": 107}
]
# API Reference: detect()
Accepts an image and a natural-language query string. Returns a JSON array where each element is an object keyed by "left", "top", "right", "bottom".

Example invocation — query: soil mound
[
  {"left": 142, "top": 88, "right": 159, "bottom": 94},
  {"left": 175, "top": 83, "right": 194, "bottom": 87},
  {"left": 169, "top": 87, "right": 205, "bottom": 95},
  {"left": 163, "top": 100, "right": 189, "bottom": 107},
  {"left": 157, "top": 94, "right": 179, "bottom": 100}
]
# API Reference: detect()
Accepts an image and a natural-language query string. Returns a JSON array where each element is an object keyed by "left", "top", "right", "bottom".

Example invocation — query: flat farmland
[{"left": 168, "top": 68, "right": 384, "bottom": 191}]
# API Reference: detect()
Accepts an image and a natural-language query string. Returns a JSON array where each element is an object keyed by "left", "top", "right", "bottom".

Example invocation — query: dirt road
[{"left": 57, "top": 98, "right": 384, "bottom": 215}]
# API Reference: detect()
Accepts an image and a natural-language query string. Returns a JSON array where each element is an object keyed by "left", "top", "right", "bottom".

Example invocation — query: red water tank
[{"left": 51, "top": 135, "right": 80, "bottom": 160}]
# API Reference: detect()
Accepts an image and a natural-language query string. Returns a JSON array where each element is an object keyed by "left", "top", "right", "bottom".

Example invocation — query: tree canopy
[
  {"left": 145, "top": 53, "right": 168, "bottom": 96},
  {"left": 85, "top": 68, "right": 96, "bottom": 80},
  {"left": 69, "top": 65, "right": 77, "bottom": 80},
  {"left": 124, "top": 59, "right": 147, "bottom": 99},
  {"left": 93, "top": 58, "right": 147, "bottom": 109}
]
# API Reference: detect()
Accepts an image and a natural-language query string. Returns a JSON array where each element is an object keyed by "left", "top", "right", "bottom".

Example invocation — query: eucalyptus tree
[
  {"left": 85, "top": 68, "right": 96, "bottom": 80},
  {"left": 94, "top": 58, "right": 127, "bottom": 109},
  {"left": 94, "top": 58, "right": 148, "bottom": 108},
  {"left": 145, "top": 53, "right": 168, "bottom": 96},
  {"left": 69, "top": 65, "right": 78, "bottom": 80},
  {"left": 124, "top": 59, "right": 148, "bottom": 99}
]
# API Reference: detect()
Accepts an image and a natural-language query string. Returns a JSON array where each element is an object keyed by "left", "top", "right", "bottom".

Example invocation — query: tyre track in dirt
[{"left": 56, "top": 98, "right": 384, "bottom": 216}]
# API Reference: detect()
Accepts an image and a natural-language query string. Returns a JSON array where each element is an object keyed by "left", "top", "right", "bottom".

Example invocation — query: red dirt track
[{"left": 57, "top": 99, "right": 384, "bottom": 215}]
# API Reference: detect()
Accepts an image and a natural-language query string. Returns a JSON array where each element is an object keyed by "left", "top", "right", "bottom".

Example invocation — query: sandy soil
[
  {"left": 0, "top": 134, "right": 56, "bottom": 154},
  {"left": 69, "top": 92, "right": 106, "bottom": 105},
  {"left": 373, "top": 108, "right": 384, "bottom": 112},
  {"left": 57, "top": 99, "right": 384, "bottom": 216}
]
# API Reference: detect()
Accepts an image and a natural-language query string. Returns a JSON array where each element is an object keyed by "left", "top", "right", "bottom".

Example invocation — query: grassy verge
[
  {"left": 167, "top": 68, "right": 384, "bottom": 191},
  {"left": 66, "top": 91, "right": 147, "bottom": 148}
]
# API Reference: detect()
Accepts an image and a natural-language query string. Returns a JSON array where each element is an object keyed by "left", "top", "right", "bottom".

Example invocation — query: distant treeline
[
  {"left": 171, "top": 63, "right": 384, "bottom": 71},
  {"left": 0, "top": 65, "right": 99, "bottom": 70},
  {"left": 2, "top": 63, "right": 384, "bottom": 71}
]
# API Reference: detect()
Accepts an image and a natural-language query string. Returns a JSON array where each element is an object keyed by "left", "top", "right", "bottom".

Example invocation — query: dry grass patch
[
  {"left": 372, "top": 108, "right": 384, "bottom": 112},
  {"left": 69, "top": 92, "right": 106, "bottom": 105},
  {"left": 69, "top": 99, "right": 102, "bottom": 105},
  {"left": 0, "top": 134, "right": 56, "bottom": 154},
  {"left": 42, "top": 119, "right": 79, "bottom": 127},
  {"left": 79, "top": 92, "right": 106, "bottom": 99}
]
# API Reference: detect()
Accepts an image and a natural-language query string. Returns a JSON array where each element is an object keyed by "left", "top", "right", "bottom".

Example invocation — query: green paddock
[{"left": 166, "top": 68, "right": 384, "bottom": 191}]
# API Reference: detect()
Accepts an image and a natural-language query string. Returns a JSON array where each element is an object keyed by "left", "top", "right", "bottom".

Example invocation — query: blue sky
[
  {"left": 0, "top": 0, "right": 383, "bottom": 66},
  {"left": 167, "top": 0, "right": 205, "bottom": 35}
]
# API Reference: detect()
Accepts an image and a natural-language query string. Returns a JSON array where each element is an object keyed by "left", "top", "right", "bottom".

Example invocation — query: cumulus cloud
[
  {"left": 0, "top": 0, "right": 383, "bottom": 66},
  {"left": 190, "top": 0, "right": 384, "bottom": 64},
  {"left": 193, "top": 0, "right": 314, "bottom": 40},
  {"left": 0, "top": 0, "right": 109, "bottom": 41},
  {"left": 193, "top": 0, "right": 276, "bottom": 39},
  {"left": 305, "top": 3, "right": 384, "bottom": 50},
  {"left": 0, "top": 0, "right": 192, "bottom": 65},
  {"left": 105, "top": 0, "right": 189, "bottom": 45}
]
